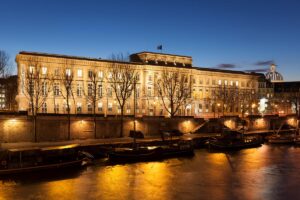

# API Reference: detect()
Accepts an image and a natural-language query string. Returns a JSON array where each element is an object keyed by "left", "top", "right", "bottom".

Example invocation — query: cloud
[
  {"left": 216, "top": 63, "right": 237, "bottom": 69},
  {"left": 254, "top": 60, "right": 275, "bottom": 66},
  {"left": 244, "top": 68, "right": 269, "bottom": 73}
]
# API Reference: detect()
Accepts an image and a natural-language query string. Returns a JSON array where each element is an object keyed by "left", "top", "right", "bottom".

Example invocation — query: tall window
[
  {"left": 42, "top": 82, "right": 47, "bottom": 96},
  {"left": 77, "top": 69, "right": 83, "bottom": 78},
  {"left": 136, "top": 86, "right": 140, "bottom": 98},
  {"left": 77, "top": 102, "right": 82, "bottom": 113},
  {"left": 206, "top": 78, "right": 210, "bottom": 85},
  {"left": 98, "top": 71, "right": 103, "bottom": 79},
  {"left": 42, "top": 103, "right": 47, "bottom": 113},
  {"left": 218, "top": 80, "right": 222, "bottom": 85},
  {"left": 54, "top": 83, "right": 60, "bottom": 96},
  {"left": 98, "top": 85, "right": 103, "bottom": 97},
  {"left": 108, "top": 102, "right": 113, "bottom": 111},
  {"left": 66, "top": 68, "right": 71, "bottom": 76},
  {"left": 88, "top": 70, "right": 93, "bottom": 78},
  {"left": 107, "top": 87, "right": 112, "bottom": 97},
  {"left": 42, "top": 67, "right": 47, "bottom": 75},
  {"left": 88, "top": 104, "right": 92, "bottom": 112},
  {"left": 54, "top": 68, "right": 60, "bottom": 76},
  {"left": 77, "top": 83, "right": 83, "bottom": 97},
  {"left": 98, "top": 102, "right": 103, "bottom": 112},
  {"left": 54, "top": 103, "right": 59, "bottom": 113},
  {"left": 147, "top": 86, "right": 152, "bottom": 96},
  {"left": 88, "top": 83, "right": 93, "bottom": 96},
  {"left": 29, "top": 66, "right": 34, "bottom": 74}
]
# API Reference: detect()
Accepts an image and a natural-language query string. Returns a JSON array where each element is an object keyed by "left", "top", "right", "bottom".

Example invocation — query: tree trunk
[
  {"left": 34, "top": 115, "right": 37, "bottom": 142},
  {"left": 120, "top": 108, "right": 124, "bottom": 137},
  {"left": 94, "top": 113, "right": 97, "bottom": 139},
  {"left": 67, "top": 103, "right": 71, "bottom": 140}
]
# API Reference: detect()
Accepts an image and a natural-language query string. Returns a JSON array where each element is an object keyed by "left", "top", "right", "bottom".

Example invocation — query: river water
[{"left": 1, "top": 145, "right": 300, "bottom": 200}]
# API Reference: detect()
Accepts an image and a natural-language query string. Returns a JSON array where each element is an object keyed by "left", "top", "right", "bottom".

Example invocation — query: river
[{"left": 1, "top": 144, "right": 300, "bottom": 200}]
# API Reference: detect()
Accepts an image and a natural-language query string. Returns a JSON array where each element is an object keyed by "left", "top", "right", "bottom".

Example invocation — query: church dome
[{"left": 265, "top": 64, "right": 283, "bottom": 82}]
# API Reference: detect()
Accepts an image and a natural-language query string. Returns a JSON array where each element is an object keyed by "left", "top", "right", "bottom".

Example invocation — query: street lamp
[{"left": 217, "top": 103, "right": 221, "bottom": 118}]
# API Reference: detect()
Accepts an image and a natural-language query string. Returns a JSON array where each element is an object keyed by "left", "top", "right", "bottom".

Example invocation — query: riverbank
[{"left": 0, "top": 133, "right": 217, "bottom": 150}]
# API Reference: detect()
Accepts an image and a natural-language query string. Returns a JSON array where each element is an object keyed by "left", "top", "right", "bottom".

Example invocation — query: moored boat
[
  {"left": 0, "top": 144, "right": 90, "bottom": 176},
  {"left": 108, "top": 147, "right": 161, "bottom": 163},
  {"left": 268, "top": 135, "right": 295, "bottom": 144},
  {"left": 207, "top": 130, "right": 262, "bottom": 151}
]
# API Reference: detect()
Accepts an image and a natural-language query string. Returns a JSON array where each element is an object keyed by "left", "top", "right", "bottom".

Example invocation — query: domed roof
[{"left": 265, "top": 64, "right": 283, "bottom": 82}]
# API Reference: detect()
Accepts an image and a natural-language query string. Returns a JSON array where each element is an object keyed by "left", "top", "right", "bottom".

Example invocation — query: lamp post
[
  {"left": 217, "top": 103, "right": 221, "bottom": 118},
  {"left": 251, "top": 103, "right": 256, "bottom": 115}
]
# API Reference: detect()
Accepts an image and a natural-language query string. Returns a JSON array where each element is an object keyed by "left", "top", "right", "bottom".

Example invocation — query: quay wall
[{"left": 0, "top": 115, "right": 203, "bottom": 143}]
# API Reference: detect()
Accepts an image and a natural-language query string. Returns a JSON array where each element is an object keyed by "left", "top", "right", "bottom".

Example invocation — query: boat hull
[
  {"left": 0, "top": 159, "right": 85, "bottom": 176},
  {"left": 208, "top": 140, "right": 262, "bottom": 151}
]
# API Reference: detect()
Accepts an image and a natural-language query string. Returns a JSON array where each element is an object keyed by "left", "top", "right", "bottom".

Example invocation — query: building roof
[
  {"left": 18, "top": 51, "right": 259, "bottom": 76},
  {"left": 18, "top": 51, "right": 141, "bottom": 65},
  {"left": 133, "top": 51, "right": 192, "bottom": 58}
]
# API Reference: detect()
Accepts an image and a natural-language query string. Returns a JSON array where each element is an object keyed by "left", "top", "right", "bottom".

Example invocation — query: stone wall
[{"left": 0, "top": 115, "right": 203, "bottom": 143}]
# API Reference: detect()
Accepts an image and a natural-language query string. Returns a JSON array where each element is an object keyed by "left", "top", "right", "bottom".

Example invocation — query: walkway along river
[{"left": 1, "top": 144, "right": 300, "bottom": 200}]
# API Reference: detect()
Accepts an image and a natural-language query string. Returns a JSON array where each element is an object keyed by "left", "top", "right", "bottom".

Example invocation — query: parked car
[{"left": 129, "top": 130, "right": 144, "bottom": 138}]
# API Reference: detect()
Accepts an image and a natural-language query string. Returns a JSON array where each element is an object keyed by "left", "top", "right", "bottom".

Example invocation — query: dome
[{"left": 265, "top": 64, "right": 283, "bottom": 82}]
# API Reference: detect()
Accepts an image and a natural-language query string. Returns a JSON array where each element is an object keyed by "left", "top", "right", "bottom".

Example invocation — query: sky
[{"left": 1, "top": 0, "right": 300, "bottom": 80}]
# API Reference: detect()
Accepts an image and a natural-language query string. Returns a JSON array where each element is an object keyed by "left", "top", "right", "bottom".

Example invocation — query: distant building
[
  {"left": 16, "top": 51, "right": 260, "bottom": 118},
  {"left": 265, "top": 64, "right": 284, "bottom": 82}
]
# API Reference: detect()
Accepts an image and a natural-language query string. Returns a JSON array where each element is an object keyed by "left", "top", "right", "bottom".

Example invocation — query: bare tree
[
  {"left": 86, "top": 69, "right": 103, "bottom": 138},
  {"left": 60, "top": 60, "right": 75, "bottom": 140},
  {"left": 108, "top": 62, "right": 138, "bottom": 137},
  {"left": 24, "top": 57, "right": 52, "bottom": 142},
  {"left": 0, "top": 50, "right": 10, "bottom": 77},
  {"left": 4, "top": 76, "right": 18, "bottom": 111},
  {"left": 156, "top": 70, "right": 191, "bottom": 117}
]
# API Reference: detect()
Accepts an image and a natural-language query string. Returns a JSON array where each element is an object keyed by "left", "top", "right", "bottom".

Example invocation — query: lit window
[
  {"left": 108, "top": 103, "right": 113, "bottom": 111},
  {"left": 230, "top": 81, "right": 233, "bottom": 86},
  {"left": 88, "top": 70, "right": 93, "bottom": 78},
  {"left": 218, "top": 80, "right": 222, "bottom": 85},
  {"left": 98, "top": 71, "right": 103, "bottom": 78},
  {"left": 54, "top": 68, "right": 60, "bottom": 76},
  {"left": 236, "top": 81, "right": 239, "bottom": 86},
  {"left": 42, "top": 103, "right": 47, "bottom": 113},
  {"left": 54, "top": 83, "right": 60, "bottom": 96},
  {"left": 98, "top": 102, "right": 103, "bottom": 112},
  {"left": 224, "top": 80, "right": 228, "bottom": 85},
  {"left": 98, "top": 85, "right": 103, "bottom": 97},
  {"left": 77, "top": 69, "right": 83, "bottom": 77},
  {"left": 88, "top": 104, "right": 92, "bottom": 112},
  {"left": 88, "top": 83, "right": 93, "bottom": 96},
  {"left": 54, "top": 103, "right": 59, "bottom": 113},
  {"left": 66, "top": 69, "right": 71, "bottom": 76},
  {"left": 29, "top": 66, "right": 34, "bottom": 74},
  {"left": 147, "top": 86, "right": 152, "bottom": 96},
  {"left": 77, "top": 83, "right": 83, "bottom": 97},
  {"left": 42, "top": 67, "right": 47, "bottom": 75},
  {"left": 77, "top": 102, "right": 82, "bottom": 113}
]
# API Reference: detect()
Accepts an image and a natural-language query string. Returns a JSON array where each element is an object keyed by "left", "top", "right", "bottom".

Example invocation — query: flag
[{"left": 157, "top": 45, "right": 162, "bottom": 50}]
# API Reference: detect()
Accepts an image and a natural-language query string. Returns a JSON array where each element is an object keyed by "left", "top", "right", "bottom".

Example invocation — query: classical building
[{"left": 16, "top": 51, "right": 260, "bottom": 118}]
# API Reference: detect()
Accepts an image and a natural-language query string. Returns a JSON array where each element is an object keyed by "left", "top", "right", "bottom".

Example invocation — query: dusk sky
[{"left": 1, "top": 0, "right": 300, "bottom": 80}]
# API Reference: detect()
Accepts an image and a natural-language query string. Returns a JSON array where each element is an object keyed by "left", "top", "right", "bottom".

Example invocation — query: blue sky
[{"left": 1, "top": 0, "right": 300, "bottom": 80}]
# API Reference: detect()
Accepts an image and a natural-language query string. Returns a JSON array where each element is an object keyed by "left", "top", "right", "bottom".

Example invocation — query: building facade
[{"left": 16, "top": 51, "right": 260, "bottom": 118}]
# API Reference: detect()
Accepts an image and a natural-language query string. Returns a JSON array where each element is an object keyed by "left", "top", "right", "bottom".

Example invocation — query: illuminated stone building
[{"left": 16, "top": 51, "right": 260, "bottom": 118}]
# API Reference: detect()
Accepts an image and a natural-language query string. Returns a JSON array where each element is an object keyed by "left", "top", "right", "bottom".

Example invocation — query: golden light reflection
[
  {"left": 96, "top": 162, "right": 171, "bottom": 200},
  {"left": 43, "top": 179, "right": 76, "bottom": 199}
]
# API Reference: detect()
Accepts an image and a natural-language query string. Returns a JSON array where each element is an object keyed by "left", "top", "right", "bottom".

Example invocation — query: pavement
[
  {"left": 0, "top": 130, "right": 277, "bottom": 150},
  {"left": 0, "top": 133, "right": 215, "bottom": 150}
]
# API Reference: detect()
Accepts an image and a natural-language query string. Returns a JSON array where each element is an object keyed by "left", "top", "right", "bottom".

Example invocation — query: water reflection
[{"left": 1, "top": 145, "right": 300, "bottom": 200}]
